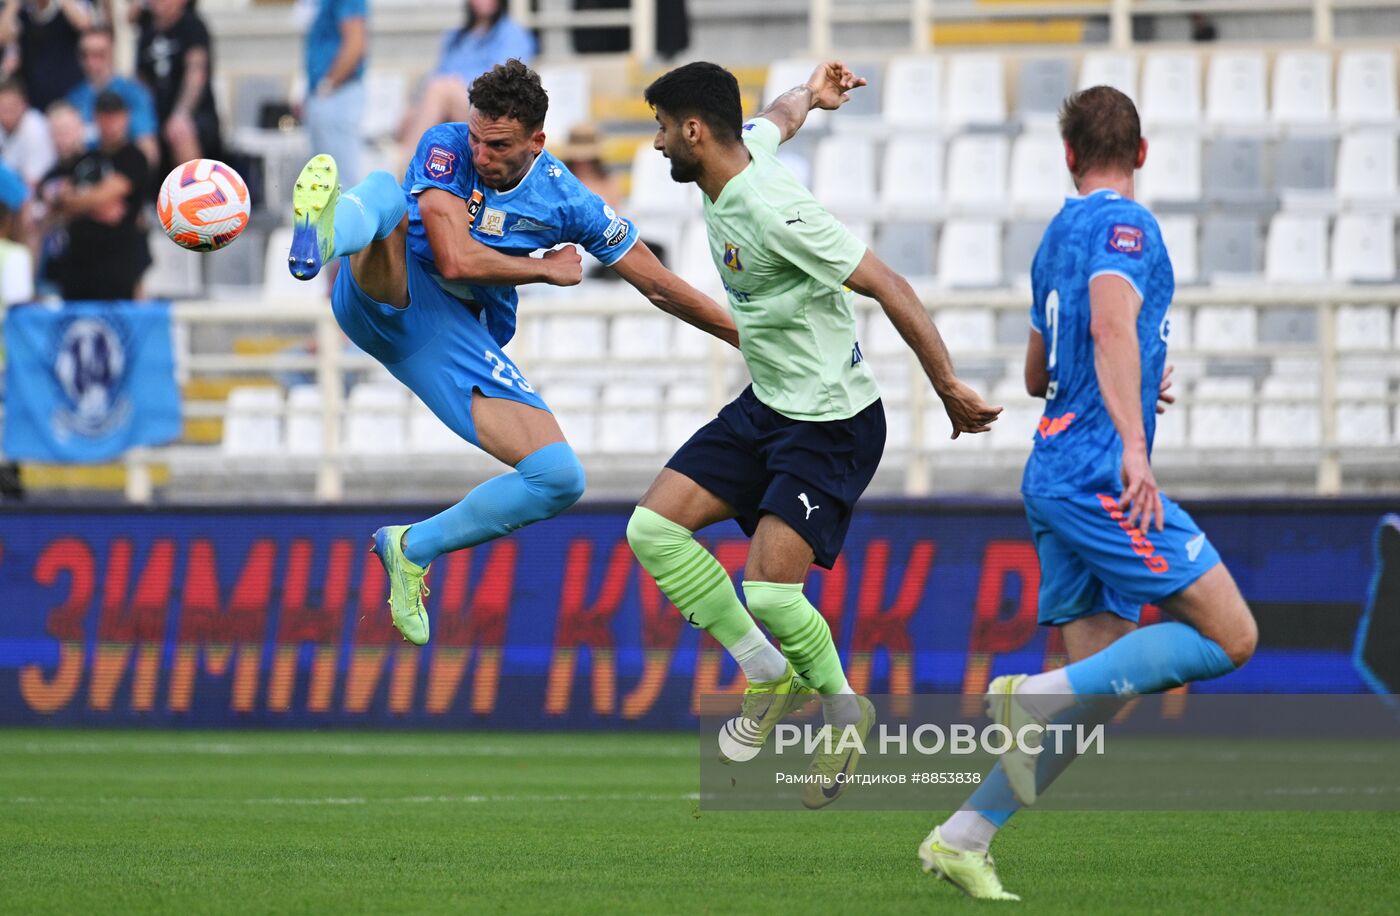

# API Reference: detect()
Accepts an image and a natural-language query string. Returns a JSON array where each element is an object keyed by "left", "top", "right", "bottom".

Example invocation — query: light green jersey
[{"left": 702, "top": 117, "right": 880, "bottom": 421}]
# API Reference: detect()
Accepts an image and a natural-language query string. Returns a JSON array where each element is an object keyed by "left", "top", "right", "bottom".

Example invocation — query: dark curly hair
[
  {"left": 469, "top": 59, "right": 549, "bottom": 130},
  {"left": 644, "top": 62, "right": 743, "bottom": 143}
]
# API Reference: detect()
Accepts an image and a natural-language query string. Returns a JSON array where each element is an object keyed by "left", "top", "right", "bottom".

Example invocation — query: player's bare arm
[
  {"left": 609, "top": 242, "right": 741, "bottom": 347},
  {"left": 1089, "top": 272, "right": 1162, "bottom": 533},
  {"left": 844, "top": 249, "right": 1002, "bottom": 436},
  {"left": 418, "top": 187, "right": 582, "bottom": 287},
  {"left": 756, "top": 60, "right": 867, "bottom": 143}
]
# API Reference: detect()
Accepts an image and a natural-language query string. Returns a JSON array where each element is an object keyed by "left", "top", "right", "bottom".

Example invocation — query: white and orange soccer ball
[{"left": 157, "top": 158, "right": 251, "bottom": 251}]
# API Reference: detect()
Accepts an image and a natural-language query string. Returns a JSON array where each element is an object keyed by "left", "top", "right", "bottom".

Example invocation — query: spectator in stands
[
  {"left": 39, "top": 89, "right": 150, "bottom": 300},
  {"left": 398, "top": 0, "right": 535, "bottom": 163},
  {"left": 0, "top": 78, "right": 56, "bottom": 187},
  {"left": 68, "top": 25, "right": 159, "bottom": 166},
  {"left": 303, "top": 0, "right": 366, "bottom": 186},
  {"left": 133, "top": 0, "right": 222, "bottom": 178},
  {"left": 0, "top": 0, "right": 93, "bottom": 110},
  {"left": 556, "top": 123, "right": 621, "bottom": 210}
]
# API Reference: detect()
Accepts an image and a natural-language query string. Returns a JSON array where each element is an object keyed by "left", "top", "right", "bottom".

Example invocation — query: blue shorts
[
  {"left": 1023, "top": 491, "right": 1221, "bottom": 626},
  {"left": 329, "top": 243, "right": 548, "bottom": 447},
  {"left": 666, "top": 387, "right": 886, "bottom": 569}
]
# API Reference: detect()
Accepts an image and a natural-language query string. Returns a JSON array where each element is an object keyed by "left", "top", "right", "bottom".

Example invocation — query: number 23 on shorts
[{"left": 481, "top": 349, "right": 536, "bottom": 393}]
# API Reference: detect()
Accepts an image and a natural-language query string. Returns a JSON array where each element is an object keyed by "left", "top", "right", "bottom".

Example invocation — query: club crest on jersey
[
  {"left": 1106, "top": 224, "right": 1145, "bottom": 258},
  {"left": 510, "top": 216, "right": 556, "bottom": 233},
  {"left": 425, "top": 146, "right": 457, "bottom": 180},
  {"left": 478, "top": 207, "right": 506, "bottom": 237},
  {"left": 723, "top": 242, "right": 744, "bottom": 272}
]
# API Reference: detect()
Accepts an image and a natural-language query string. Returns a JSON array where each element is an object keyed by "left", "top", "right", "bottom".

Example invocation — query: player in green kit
[{"left": 626, "top": 61, "right": 1002, "bottom": 807}]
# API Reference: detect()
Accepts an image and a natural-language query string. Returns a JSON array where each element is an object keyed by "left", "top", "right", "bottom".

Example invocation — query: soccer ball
[{"left": 157, "top": 158, "right": 251, "bottom": 251}]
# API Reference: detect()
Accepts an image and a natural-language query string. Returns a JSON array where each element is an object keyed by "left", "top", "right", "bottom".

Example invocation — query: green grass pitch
[{"left": 1, "top": 729, "right": 1396, "bottom": 914}]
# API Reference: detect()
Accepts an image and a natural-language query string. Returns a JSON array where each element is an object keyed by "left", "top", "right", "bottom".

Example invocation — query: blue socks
[
  {"left": 402, "top": 442, "right": 586, "bottom": 567},
  {"left": 333, "top": 170, "right": 406, "bottom": 260},
  {"left": 1061, "top": 621, "right": 1235, "bottom": 697}
]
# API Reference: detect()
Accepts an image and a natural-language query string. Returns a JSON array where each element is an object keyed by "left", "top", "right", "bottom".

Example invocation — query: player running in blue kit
[
  {"left": 287, "top": 59, "right": 736, "bottom": 646},
  {"left": 917, "top": 87, "right": 1259, "bottom": 900}
]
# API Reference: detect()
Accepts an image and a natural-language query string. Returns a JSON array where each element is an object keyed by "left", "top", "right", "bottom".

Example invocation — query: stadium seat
[
  {"left": 1140, "top": 53, "right": 1201, "bottom": 126},
  {"left": 1156, "top": 215, "right": 1199, "bottom": 285},
  {"left": 262, "top": 228, "right": 322, "bottom": 300},
  {"left": 989, "top": 377, "right": 1040, "bottom": 450},
  {"left": 882, "top": 55, "right": 942, "bottom": 132},
  {"left": 1271, "top": 51, "right": 1333, "bottom": 126},
  {"left": 540, "top": 382, "right": 598, "bottom": 454},
  {"left": 944, "top": 54, "right": 1007, "bottom": 129},
  {"left": 1203, "top": 138, "right": 1269, "bottom": 207},
  {"left": 923, "top": 402, "right": 988, "bottom": 451},
  {"left": 1189, "top": 377, "right": 1255, "bottom": 448},
  {"left": 1331, "top": 213, "right": 1397, "bottom": 282},
  {"left": 1275, "top": 136, "right": 1337, "bottom": 210},
  {"left": 931, "top": 309, "right": 995, "bottom": 352},
  {"left": 609, "top": 314, "right": 671, "bottom": 360},
  {"left": 222, "top": 386, "right": 283, "bottom": 455},
  {"left": 346, "top": 383, "right": 407, "bottom": 454},
  {"left": 945, "top": 135, "right": 1010, "bottom": 215},
  {"left": 676, "top": 219, "right": 722, "bottom": 298},
  {"left": 1009, "top": 133, "right": 1073, "bottom": 216},
  {"left": 1337, "top": 50, "right": 1398, "bottom": 124},
  {"left": 1016, "top": 57, "right": 1073, "bottom": 127},
  {"left": 408, "top": 396, "right": 471, "bottom": 455},
  {"left": 1258, "top": 377, "right": 1321, "bottom": 447},
  {"left": 662, "top": 403, "right": 712, "bottom": 452},
  {"left": 812, "top": 135, "right": 879, "bottom": 217},
  {"left": 627, "top": 142, "right": 701, "bottom": 216},
  {"left": 144, "top": 228, "right": 204, "bottom": 299},
  {"left": 766, "top": 59, "right": 830, "bottom": 131},
  {"left": 1336, "top": 377, "right": 1390, "bottom": 446},
  {"left": 361, "top": 69, "right": 407, "bottom": 140},
  {"left": 879, "top": 136, "right": 944, "bottom": 219},
  {"left": 1265, "top": 214, "right": 1329, "bottom": 283},
  {"left": 1137, "top": 133, "right": 1201, "bottom": 205},
  {"left": 1259, "top": 306, "right": 1319, "bottom": 345},
  {"left": 1206, "top": 51, "right": 1267, "bottom": 126},
  {"left": 1194, "top": 306, "right": 1258, "bottom": 352},
  {"left": 1154, "top": 394, "right": 1187, "bottom": 449},
  {"left": 1337, "top": 304, "right": 1394, "bottom": 350},
  {"left": 598, "top": 382, "right": 661, "bottom": 454},
  {"left": 1198, "top": 216, "right": 1261, "bottom": 282},
  {"left": 1078, "top": 52, "right": 1138, "bottom": 102},
  {"left": 828, "top": 60, "right": 885, "bottom": 134},
  {"left": 1004, "top": 220, "right": 1049, "bottom": 289},
  {"left": 866, "top": 307, "right": 909, "bottom": 356},
  {"left": 537, "top": 66, "right": 591, "bottom": 139},
  {"left": 874, "top": 222, "right": 937, "bottom": 284},
  {"left": 1336, "top": 130, "right": 1399, "bottom": 207},
  {"left": 937, "top": 220, "right": 1002, "bottom": 288},
  {"left": 537, "top": 315, "right": 608, "bottom": 362},
  {"left": 285, "top": 384, "right": 323, "bottom": 456}
]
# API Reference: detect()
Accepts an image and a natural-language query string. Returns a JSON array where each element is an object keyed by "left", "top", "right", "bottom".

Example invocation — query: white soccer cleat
[
  {"left": 918, "top": 827, "right": 1021, "bottom": 901},
  {"left": 985, "top": 674, "right": 1043, "bottom": 806}
]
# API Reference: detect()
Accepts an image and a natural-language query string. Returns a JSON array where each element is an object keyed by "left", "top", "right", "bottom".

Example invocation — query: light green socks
[{"left": 741, "top": 581, "right": 848, "bottom": 694}]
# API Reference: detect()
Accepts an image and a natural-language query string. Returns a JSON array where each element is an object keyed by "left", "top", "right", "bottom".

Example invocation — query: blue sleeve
[
  {"left": 129, "top": 83, "right": 158, "bottom": 140},
  {"left": 406, "top": 125, "right": 476, "bottom": 200},
  {"left": 336, "top": 0, "right": 367, "bottom": 21},
  {"left": 563, "top": 178, "right": 639, "bottom": 267},
  {"left": 1086, "top": 205, "right": 1153, "bottom": 299}
]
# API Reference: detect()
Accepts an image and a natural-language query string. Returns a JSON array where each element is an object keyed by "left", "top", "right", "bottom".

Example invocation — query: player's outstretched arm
[
  {"left": 1089, "top": 273, "right": 1162, "bottom": 533},
  {"left": 610, "top": 242, "right": 740, "bottom": 347},
  {"left": 844, "top": 250, "right": 1002, "bottom": 437},
  {"left": 419, "top": 188, "right": 582, "bottom": 287},
  {"left": 1025, "top": 330, "right": 1049, "bottom": 397},
  {"left": 755, "top": 60, "right": 867, "bottom": 144}
]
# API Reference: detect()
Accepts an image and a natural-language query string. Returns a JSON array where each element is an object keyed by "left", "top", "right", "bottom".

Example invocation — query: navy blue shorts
[{"left": 666, "top": 386, "right": 886, "bottom": 569}]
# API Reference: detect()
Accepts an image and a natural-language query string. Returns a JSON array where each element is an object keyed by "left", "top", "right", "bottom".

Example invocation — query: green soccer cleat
[
  {"left": 717, "top": 663, "right": 816, "bottom": 764},
  {"left": 986, "top": 674, "right": 1042, "bottom": 806},
  {"left": 370, "top": 525, "right": 430, "bottom": 646},
  {"left": 800, "top": 694, "right": 876, "bottom": 809},
  {"left": 918, "top": 827, "right": 1021, "bottom": 901},
  {"left": 288, "top": 154, "right": 339, "bottom": 280}
]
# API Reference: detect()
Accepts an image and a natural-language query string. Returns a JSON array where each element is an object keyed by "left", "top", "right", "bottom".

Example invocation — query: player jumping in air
[
  {"left": 287, "top": 60, "right": 737, "bottom": 646},
  {"left": 627, "top": 61, "right": 1002, "bottom": 808},
  {"left": 917, "top": 86, "right": 1258, "bottom": 900}
]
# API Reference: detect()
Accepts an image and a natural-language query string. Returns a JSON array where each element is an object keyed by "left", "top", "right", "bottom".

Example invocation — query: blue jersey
[
  {"left": 1021, "top": 190, "right": 1175, "bottom": 498},
  {"left": 402, "top": 123, "right": 639, "bottom": 347}
]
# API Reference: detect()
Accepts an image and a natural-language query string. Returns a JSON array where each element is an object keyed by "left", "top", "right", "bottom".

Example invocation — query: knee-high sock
[
  {"left": 626, "top": 508, "right": 786, "bottom": 682},
  {"left": 402, "top": 442, "right": 585, "bottom": 567},
  {"left": 742, "top": 581, "right": 849, "bottom": 695},
  {"left": 332, "top": 170, "right": 406, "bottom": 260}
]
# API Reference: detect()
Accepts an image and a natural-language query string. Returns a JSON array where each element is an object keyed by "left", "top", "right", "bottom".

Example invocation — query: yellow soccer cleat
[
  {"left": 985, "top": 674, "right": 1042, "bottom": 806},
  {"left": 718, "top": 662, "right": 816, "bottom": 764},
  {"left": 800, "top": 695, "right": 875, "bottom": 809},
  {"left": 370, "top": 525, "right": 430, "bottom": 646},
  {"left": 918, "top": 827, "right": 1021, "bottom": 901}
]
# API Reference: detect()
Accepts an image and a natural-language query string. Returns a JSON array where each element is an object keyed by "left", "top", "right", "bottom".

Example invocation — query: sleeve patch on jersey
[
  {"left": 604, "top": 219, "right": 629, "bottom": 247},
  {"left": 425, "top": 146, "right": 458, "bottom": 180},
  {"left": 1105, "top": 224, "right": 1145, "bottom": 258}
]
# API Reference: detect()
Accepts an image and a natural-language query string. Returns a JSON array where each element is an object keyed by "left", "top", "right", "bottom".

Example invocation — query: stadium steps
[{"left": 21, "top": 463, "right": 170, "bottom": 495}]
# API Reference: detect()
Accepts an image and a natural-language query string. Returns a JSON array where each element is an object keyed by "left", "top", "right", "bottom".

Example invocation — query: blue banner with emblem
[{"left": 3, "top": 301, "right": 181, "bottom": 462}]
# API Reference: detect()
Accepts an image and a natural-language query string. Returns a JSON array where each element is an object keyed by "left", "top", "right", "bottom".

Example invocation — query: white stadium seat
[
  {"left": 1337, "top": 50, "right": 1398, "bottom": 124},
  {"left": 144, "top": 228, "right": 203, "bottom": 299},
  {"left": 1194, "top": 307, "right": 1258, "bottom": 352},
  {"left": 1154, "top": 394, "right": 1187, "bottom": 449},
  {"left": 1265, "top": 214, "right": 1330, "bottom": 284},
  {"left": 1272, "top": 51, "right": 1333, "bottom": 126},
  {"left": 880, "top": 136, "right": 944, "bottom": 219},
  {"left": 944, "top": 54, "right": 1007, "bottom": 129},
  {"left": 1336, "top": 130, "right": 1399, "bottom": 205},
  {"left": 361, "top": 69, "right": 408, "bottom": 140},
  {"left": 222, "top": 386, "right": 283, "bottom": 455},
  {"left": 1336, "top": 377, "right": 1390, "bottom": 446},
  {"left": 1156, "top": 215, "right": 1199, "bottom": 286},
  {"left": 1206, "top": 51, "right": 1267, "bottom": 126},
  {"left": 627, "top": 142, "right": 700, "bottom": 216},
  {"left": 1009, "top": 132, "right": 1073, "bottom": 216},
  {"left": 812, "top": 135, "right": 879, "bottom": 216},
  {"left": 285, "top": 384, "right": 323, "bottom": 456},
  {"left": 1337, "top": 305, "right": 1394, "bottom": 350},
  {"left": 537, "top": 66, "right": 591, "bottom": 139},
  {"left": 937, "top": 220, "right": 1002, "bottom": 288},
  {"left": 542, "top": 382, "right": 598, "bottom": 454},
  {"left": 932, "top": 309, "right": 995, "bottom": 352},
  {"left": 537, "top": 315, "right": 607, "bottom": 362},
  {"left": 1331, "top": 214, "right": 1397, "bottom": 282},
  {"left": 345, "top": 383, "right": 407, "bottom": 454},
  {"left": 883, "top": 56, "right": 943, "bottom": 131},
  {"left": 608, "top": 314, "right": 671, "bottom": 361},
  {"left": 1078, "top": 52, "right": 1138, "bottom": 102},
  {"left": 989, "top": 377, "right": 1041, "bottom": 450},
  {"left": 1258, "top": 377, "right": 1321, "bottom": 447},
  {"left": 408, "top": 396, "right": 471, "bottom": 455},
  {"left": 766, "top": 59, "right": 830, "bottom": 131},
  {"left": 1137, "top": 133, "right": 1202, "bottom": 204},
  {"left": 1140, "top": 53, "right": 1201, "bottom": 126},
  {"left": 598, "top": 383, "right": 662, "bottom": 454},
  {"left": 676, "top": 219, "right": 722, "bottom": 298},
  {"left": 1189, "top": 378, "right": 1255, "bottom": 448},
  {"left": 945, "top": 135, "right": 1010, "bottom": 215}
]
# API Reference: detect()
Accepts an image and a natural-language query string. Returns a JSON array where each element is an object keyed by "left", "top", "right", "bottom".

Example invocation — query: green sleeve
[
  {"left": 741, "top": 117, "right": 783, "bottom": 156},
  {"left": 762, "top": 201, "right": 867, "bottom": 291}
]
